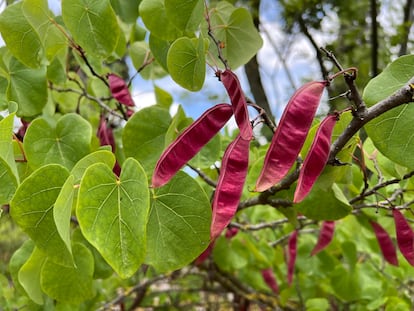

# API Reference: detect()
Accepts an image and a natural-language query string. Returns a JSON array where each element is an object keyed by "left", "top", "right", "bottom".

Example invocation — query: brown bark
[
  {"left": 399, "top": 0, "right": 414, "bottom": 56},
  {"left": 244, "top": 0, "right": 274, "bottom": 120},
  {"left": 370, "top": 0, "right": 379, "bottom": 76}
]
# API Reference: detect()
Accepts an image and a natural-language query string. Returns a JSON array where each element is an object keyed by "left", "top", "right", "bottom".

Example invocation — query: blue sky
[
  {"left": 1, "top": 0, "right": 406, "bottom": 124},
  {"left": 0, "top": 0, "right": 325, "bottom": 123}
]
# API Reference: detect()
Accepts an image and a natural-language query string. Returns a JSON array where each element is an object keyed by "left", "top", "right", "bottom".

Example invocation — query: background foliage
[{"left": 0, "top": 0, "right": 414, "bottom": 310}]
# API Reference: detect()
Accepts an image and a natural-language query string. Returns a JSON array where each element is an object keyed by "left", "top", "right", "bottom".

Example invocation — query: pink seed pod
[
  {"left": 311, "top": 221, "right": 335, "bottom": 256},
  {"left": 287, "top": 230, "right": 298, "bottom": 286},
  {"left": 294, "top": 114, "right": 338, "bottom": 203},
  {"left": 219, "top": 70, "right": 253, "bottom": 140},
  {"left": 194, "top": 242, "right": 214, "bottom": 265},
  {"left": 261, "top": 268, "right": 279, "bottom": 295},
  {"left": 370, "top": 220, "right": 398, "bottom": 266},
  {"left": 152, "top": 104, "right": 233, "bottom": 188},
  {"left": 255, "top": 81, "right": 328, "bottom": 192},
  {"left": 210, "top": 134, "right": 250, "bottom": 240},
  {"left": 108, "top": 73, "right": 135, "bottom": 107},
  {"left": 393, "top": 209, "right": 414, "bottom": 266}
]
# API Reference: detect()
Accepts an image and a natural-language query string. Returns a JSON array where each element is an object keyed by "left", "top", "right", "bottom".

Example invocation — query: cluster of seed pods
[
  {"left": 152, "top": 69, "right": 252, "bottom": 241},
  {"left": 148, "top": 65, "right": 414, "bottom": 283}
]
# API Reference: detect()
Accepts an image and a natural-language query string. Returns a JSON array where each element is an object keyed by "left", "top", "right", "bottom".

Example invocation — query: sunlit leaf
[{"left": 77, "top": 158, "right": 150, "bottom": 278}]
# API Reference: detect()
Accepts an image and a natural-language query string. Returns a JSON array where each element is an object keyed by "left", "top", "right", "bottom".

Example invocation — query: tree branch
[
  {"left": 297, "top": 15, "right": 330, "bottom": 80},
  {"left": 328, "top": 77, "right": 414, "bottom": 163},
  {"left": 398, "top": 0, "right": 414, "bottom": 56}
]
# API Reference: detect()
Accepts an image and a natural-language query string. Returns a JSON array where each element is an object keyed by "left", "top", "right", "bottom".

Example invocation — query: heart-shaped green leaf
[
  {"left": 167, "top": 36, "right": 206, "bottom": 91},
  {"left": 24, "top": 113, "right": 92, "bottom": 170},
  {"left": 0, "top": 2, "right": 43, "bottom": 68},
  {"left": 165, "top": 0, "right": 203, "bottom": 32},
  {"left": 77, "top": 158, "right": 150, "bottom": 278},
  {"left": 62, "top": 0, "right": 120, "bottom": 58},
  {"left": 18, "top": 247, "right": 47, "bottom": 305},
  {"left": 123, "top": 106, "right": 171, "bottom": 175},
  {"left": 10, "top": 164, "right": 73, "bottom": 266},
  {"left": 146, "top": 172, "right": 211, "bottom": 272},
  {"left": 205, "top": 5, "right": 263, "bottom": 69},
  {"left": 7, "top": 57, "right": 47, "bottom": 117},
  {"left": 363, "top": 55, "right": 414, "bottom": 169},
  {"left": 40, "top": 243, "right": 95, "bottom": 304}
]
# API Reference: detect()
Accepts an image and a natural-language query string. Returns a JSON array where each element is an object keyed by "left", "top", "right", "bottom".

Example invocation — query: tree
[{"left": 0, "top": 0, "right": 414, "bottom": 310}]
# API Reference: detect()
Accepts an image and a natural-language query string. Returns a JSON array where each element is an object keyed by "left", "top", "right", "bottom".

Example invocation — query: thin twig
[
  {"left": 49, "top": 83, "right": 124, "bottom": 119},
  {"left": 204, "top": 1, "right": 229, "bottom": 69},
  {"left": 349, "top": 169, "right": 414, "bottom": 204},
  {"left": 230, "top": 216, "right": 307, "bottom": 232},
  {"left": 187, "top": 164, "right": 217, "bottom": 188}
]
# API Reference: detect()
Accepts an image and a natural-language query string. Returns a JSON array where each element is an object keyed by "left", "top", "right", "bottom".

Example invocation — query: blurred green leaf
[
  {"left": 18, "top": 247, "right": 46, "bottom": 305},
  {"left": 165, "top": 0, "right": 203, "bottom": 32},
  {"left": 40, "top": 243, "right": 95, "bottom": 304},
  {"left": 296, "top": 183, "right": 352, "bottom": 220}
]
